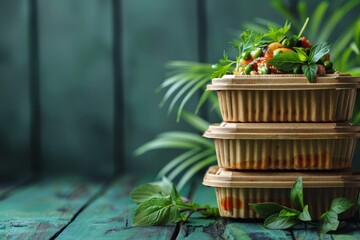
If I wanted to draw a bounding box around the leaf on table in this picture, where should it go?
[318,210,339,234]
[330,198,354,214]
[249,202,286,219]
[263,213,299,229]
[130,177,173,204]
[133,196,180,226]
[298,205,312,221]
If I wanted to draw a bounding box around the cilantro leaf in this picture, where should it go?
[267,51,303,72]
[133,196,180,226]
[302,63,318,83]
[309,42,331,63]
[263,213,299,230]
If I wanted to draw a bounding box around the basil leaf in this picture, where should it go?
[170,184,183,205]
[130,177,173,204]
[330,198,354,214]
[263,213,299,229]
[293,47,308,62]
[309,42,331,63]
[133,196,180,226]
[279,208,299,217]
[302,63,318,82]
[298,205,311,221]
[318,210,339,234]
[267,52,303,72]
[249,202,285,218]
[290,177,304,211]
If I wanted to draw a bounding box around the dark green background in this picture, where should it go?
[0,0,359,179]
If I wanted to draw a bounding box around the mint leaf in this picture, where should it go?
[249,202,286,218]
[130,177,173,204]
[330,198,354,214]
[318,210,339,234]
[263,213,299,229]
[298,205,311,221]
[302,63,318,82]
[293,47,308,62]
[133,196,180,226]
[279,208,299,217]
[290,177,304,211]
[309,42,331,63]
[267,52,303,72]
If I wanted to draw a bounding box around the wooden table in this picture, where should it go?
[1,175,360,239]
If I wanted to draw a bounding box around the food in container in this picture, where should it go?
[203,166,360,219]
[203,122,360,170]
[207,74,360,122]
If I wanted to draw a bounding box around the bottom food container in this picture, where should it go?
[203,166,360,220]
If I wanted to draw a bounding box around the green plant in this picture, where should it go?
[137,0,360,189]
[130,177,219,226]
[250,177,354,235]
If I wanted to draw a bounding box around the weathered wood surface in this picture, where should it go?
[0,176,360,239]
[56,175,175,239]
[0,177,106,239]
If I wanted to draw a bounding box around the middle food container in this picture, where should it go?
[203,122,360,170]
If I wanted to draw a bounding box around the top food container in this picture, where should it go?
[207,74,360,122]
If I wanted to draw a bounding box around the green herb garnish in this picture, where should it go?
[130,177,219,226]
[268,42,331,82]
[249,177,354,235]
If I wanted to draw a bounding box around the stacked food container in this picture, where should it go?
[202,74,360,219]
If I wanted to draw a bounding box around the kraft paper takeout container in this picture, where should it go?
[203,166,360,219]
[203,122,360,170]
[207,74,360,122]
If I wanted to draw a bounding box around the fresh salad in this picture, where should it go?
[212,18,336,82]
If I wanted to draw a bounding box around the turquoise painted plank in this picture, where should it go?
[0,177,105,239]
[179,183,292,239]
[56,175,174,239]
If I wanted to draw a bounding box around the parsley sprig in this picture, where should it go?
[130,177,219,226]
[249,177,354,235]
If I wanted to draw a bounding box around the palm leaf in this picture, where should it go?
[317,0,360,42]
[157,149,200,178]
[167,149,214,181]
[297,1,307,24]
[181,111,210,133]
[134,138,200,156]
[176,155,217,191]
[271,0,300,29]
[309,1,329,39]
[158,131,214,148]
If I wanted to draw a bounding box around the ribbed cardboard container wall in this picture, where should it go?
[208,74,360,122]
[203,166,360,220]
[204,122,360,170]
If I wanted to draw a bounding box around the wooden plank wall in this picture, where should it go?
[0,0,360,179]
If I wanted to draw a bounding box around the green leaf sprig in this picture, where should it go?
[130,177,219,226]
[249,177,354,235]
[267,42,331,82]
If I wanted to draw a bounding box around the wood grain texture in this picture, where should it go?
[56,175,174,239]
[0,177,105,239]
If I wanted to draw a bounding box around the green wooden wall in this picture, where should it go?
[0,0,359,179]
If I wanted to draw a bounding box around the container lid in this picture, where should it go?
[207,74,360,90]
[203,166,360,188]
[203,122,360,140]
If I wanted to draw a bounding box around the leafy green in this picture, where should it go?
[267,52,303,72]
[263,214,299,229]
[264,21,291,41]
[302,63,318,82]
[250,177,354,235]
[309,42,331,62]
[131,178,219,226]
